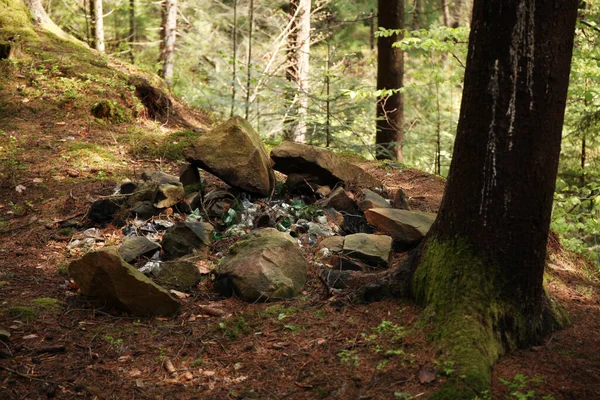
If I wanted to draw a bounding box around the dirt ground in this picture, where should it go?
[1,33,599,400]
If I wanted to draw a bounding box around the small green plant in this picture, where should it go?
[435,360,456,376]
[393,391,414,399]
[337,349,359,367]
[4,306,37,321]
[103,335,124,347]
[191,358,203,367]
[499,374,552,400]
[218,316,250,340]
[0,134,27,186]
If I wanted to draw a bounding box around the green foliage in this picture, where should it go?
[218,316,250,340]
[0,133,27,187]
[552,180,600,265]
[337,349,359,367]
[499,374,554,400]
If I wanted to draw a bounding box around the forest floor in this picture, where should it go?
[0,31,599,400]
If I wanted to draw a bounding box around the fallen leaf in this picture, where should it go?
[199,306,227,317]
[418,367,437,384]
[180,371,193,381]
[129,369,142,377]
[22,334,38,340]
[118,355,133,362]
[170,289,189,299]
[65,168,80,177]
[15,185,26,193]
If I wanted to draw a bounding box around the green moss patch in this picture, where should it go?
[92,100,131,123]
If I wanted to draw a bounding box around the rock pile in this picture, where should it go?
[67,117,436,316]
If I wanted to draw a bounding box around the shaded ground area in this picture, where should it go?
[0,29,599,400]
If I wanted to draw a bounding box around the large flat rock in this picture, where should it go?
[270,141,381,189]
[68,248,180,316]
[364,208,436,244]
[184,117,275,196]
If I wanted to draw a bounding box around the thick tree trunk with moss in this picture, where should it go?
[376,0,404,161]
[408,0,578,396]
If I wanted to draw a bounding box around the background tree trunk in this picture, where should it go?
[245,0,254,120]
[410,0,579,395]
[129,0,135,63]
[93,0,104,52]
[160,0,177,86]
[23,0,74,41]
[376,0,404,161]
[285,0,311,143]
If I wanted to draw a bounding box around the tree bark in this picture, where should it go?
[245,0,254,120]
[160,0,177,87]
[376,0,404,161]
[23,0,74,41]
[408,0,578,395]
[129,0,135,63]
[285,0,311,143]
[93,0,104,52]
[441,0,450,27]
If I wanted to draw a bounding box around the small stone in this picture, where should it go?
[152,261,202,291]
[393,188,411,210]
[0,329,10,342]
[342,233,393,267]
[161,222,214,260]
[317,187,358,213]
[119,236,161,263]
[318,236,345,253]
[358,189,391,211]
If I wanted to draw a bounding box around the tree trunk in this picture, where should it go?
[23,0,74,41]
[409,0,578,395]
[245,0,254,120]
[230,0,238,117]
[160,0,177,86]
[129,0,135,63]
[411,0,422,30]
[376,0,404,161]
[285,0,311,143]
[93,0,104,52]
[451,0,473,27]
[441,0,450,27]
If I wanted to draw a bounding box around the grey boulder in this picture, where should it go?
[216,228,307,302]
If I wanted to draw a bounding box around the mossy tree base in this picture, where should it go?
[352,238,569,398]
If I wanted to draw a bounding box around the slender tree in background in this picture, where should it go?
[285,0,311,143]
[391,0,578,395]
[93,0,105,52]
[129,0,135,63]
[230,0,238,117]
[160,0,178,86]
[245,0,254,120]
[441,0,450,27]
[375,0,404,161]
